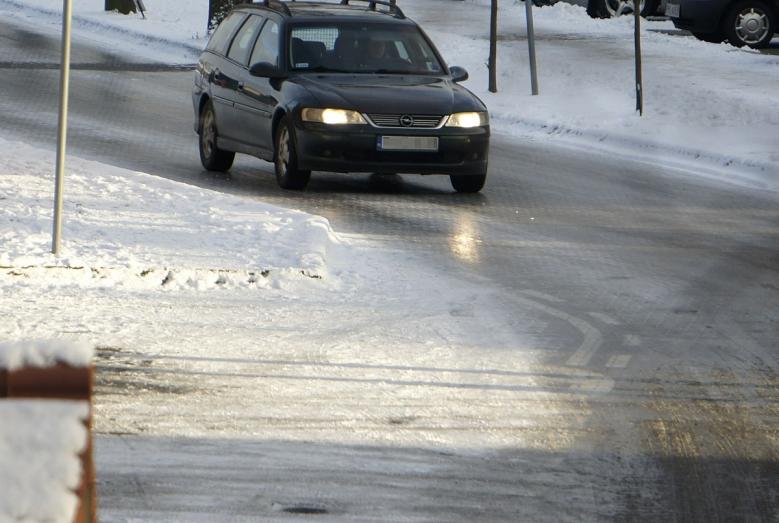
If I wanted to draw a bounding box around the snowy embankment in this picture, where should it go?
[1,0,777,189]
[0,137,338,287]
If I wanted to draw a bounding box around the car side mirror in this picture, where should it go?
[450,66,469,83]
[249,62,286,79]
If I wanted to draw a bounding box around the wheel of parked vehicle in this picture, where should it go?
[723,0,775,48]
[587,0,655,18]
[274,116,311,191]
[450,173,487,194]
[199,101,235,172]
[692,31,726,43]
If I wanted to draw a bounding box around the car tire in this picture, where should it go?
[692,31,726,43]
[274,116,311,191]
[723,0,775,49]
[199,100,235,172]
[640,0,659,16]
[450,173,486,194]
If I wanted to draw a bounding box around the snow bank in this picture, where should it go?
[0,400,89,523]
[0,138,340,287]
[0,339,93,370]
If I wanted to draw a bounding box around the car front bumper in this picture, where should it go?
[668,0,727,33]
[294,123,490,176]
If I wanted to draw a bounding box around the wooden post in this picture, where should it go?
[1,364,95,523]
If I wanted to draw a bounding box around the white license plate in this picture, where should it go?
[378,136,439,152]
[665,3,680,17]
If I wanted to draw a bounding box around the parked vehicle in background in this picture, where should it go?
[193,0,490,192]
[533,0,665,18]
[666,0,778,48]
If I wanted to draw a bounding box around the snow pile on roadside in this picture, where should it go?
[0,400,90,523]
[0,339,93,370]
[0,138,339,287]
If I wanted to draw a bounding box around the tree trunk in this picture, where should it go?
[105,0,137,15]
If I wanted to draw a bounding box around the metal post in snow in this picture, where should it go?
[634,0,643,115]
[488,0,498,93]
[52,0,73,256]
[525,0,539,95]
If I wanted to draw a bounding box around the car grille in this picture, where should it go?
[367,114,445,129]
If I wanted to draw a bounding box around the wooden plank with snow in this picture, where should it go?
[0,341,96,523]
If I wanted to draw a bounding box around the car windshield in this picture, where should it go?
[289,23,444,75]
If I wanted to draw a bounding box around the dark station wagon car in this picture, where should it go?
[192,0,490,192]
[666,0,778,48]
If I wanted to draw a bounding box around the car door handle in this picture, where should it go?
[237,81,245,91]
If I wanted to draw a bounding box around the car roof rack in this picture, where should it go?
[339,0,405,19]
[249,0,405,19]
[258,0,292,16]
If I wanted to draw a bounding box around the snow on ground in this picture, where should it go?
[0,140,550,448]
[0,137,337,282]
[0,400,90,523]
[0,0,777,189]
[0,141,620,519]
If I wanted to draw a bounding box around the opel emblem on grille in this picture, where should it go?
[399,115,414,127]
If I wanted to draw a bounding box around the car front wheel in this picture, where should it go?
[450,173,487,194]
[274,117,311,190]
[724,1,775,48]
[199,101,235,172]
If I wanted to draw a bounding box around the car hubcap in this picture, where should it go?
[277,127,290,175]
[201,110,215,159]
[735,8,770,44]
[606,0,645,16]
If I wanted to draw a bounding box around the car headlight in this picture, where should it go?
[445,112,489,128]
[301,108,367,125]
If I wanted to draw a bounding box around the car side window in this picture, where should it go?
[206,13,247,55]
[227,15,264,65]
[249,19,280,67]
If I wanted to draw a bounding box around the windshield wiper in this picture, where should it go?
[371,69,412,75]
[304,66,352,73]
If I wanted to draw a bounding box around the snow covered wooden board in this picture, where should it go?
[0,400,90,523]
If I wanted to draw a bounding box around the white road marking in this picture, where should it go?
[624,334,642,347]
[605,354,632,369]
[519,290,565,303]
[507,294,603,367]
[587,312,621,325]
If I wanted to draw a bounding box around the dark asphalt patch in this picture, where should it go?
[0,61,196,72]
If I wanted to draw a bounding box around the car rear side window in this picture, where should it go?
[227,15,264,65]
[206,12,247,55]
[249,19,280,67]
